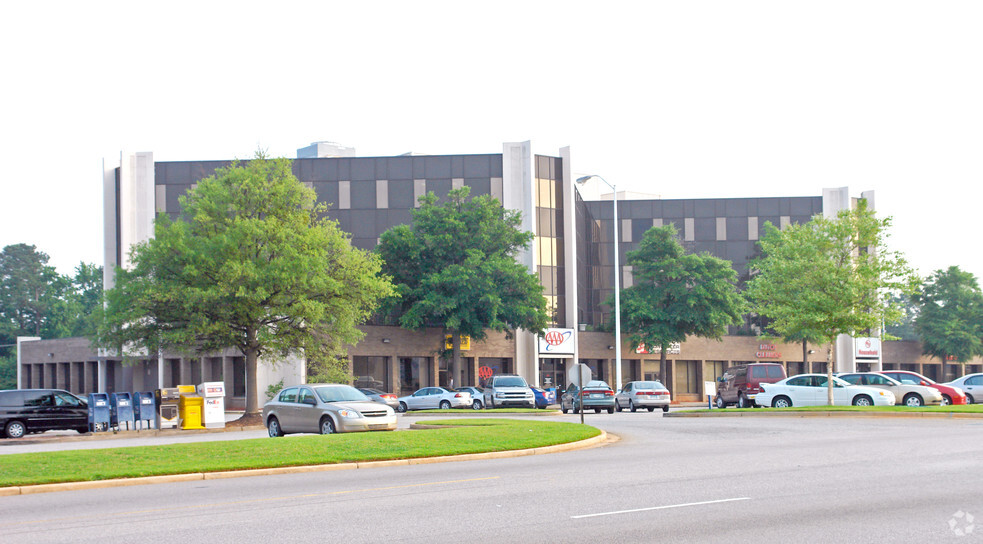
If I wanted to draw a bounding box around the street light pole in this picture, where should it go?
[576,175,622,393]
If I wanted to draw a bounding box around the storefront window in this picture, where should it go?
[353,356,391,392]
[477,358,513,387]
[398,357,431,396]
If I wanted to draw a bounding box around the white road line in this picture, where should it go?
[571,497,751,519]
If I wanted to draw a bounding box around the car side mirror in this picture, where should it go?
[303,398,317,406]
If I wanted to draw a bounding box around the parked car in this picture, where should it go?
[755,374,896,407]
[561,380,615,414]
[879,370,966,405]
[482,374,536,409]
[357,387,400,410]
[615,380,671,413]
[943,373,983,404]
[456,386,485,409]
[530,387,549,409]
[837,372,943,407]
[0,389,89,438]
[396,387,472,412]
[714,363,787,408]
[262,383,397,437]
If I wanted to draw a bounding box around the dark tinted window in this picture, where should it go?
[279,388,299,403]
[767,366,785,379]
[751,366,767,378]
[54,392,82,407]
[786,377,809,386]
[966,376,983,386]
[839,375,862,385]
[23,391,52,407]
[0,391,24,406]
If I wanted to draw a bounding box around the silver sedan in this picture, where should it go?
[396,387,472,412]
[263,383,397,436]
[615,380,671,412]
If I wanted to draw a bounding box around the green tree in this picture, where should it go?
[745,200,918,404]
[377,186,549,387]
[912,266,983,381]
[0,243,73,343]
[95,154,394,418]
[618,225,745,382]
[67,262,103,337]
[0,354,14,390]
[884,292,919,341]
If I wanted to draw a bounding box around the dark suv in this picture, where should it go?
[714,363,787,408]
[0,389,89,438]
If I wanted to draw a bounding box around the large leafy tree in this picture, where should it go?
[745,200,918,404]
[618,225,744,382]
[95,155,394,417]
[68,262,103,338]
[376,186,549,387]
[912,266,983,381]
[0,243,73,342]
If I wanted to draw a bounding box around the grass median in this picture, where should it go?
[0,419,600,488]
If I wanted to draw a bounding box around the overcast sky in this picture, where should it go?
[2,1,981,282]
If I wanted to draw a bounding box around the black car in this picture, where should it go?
[0,389,89,438]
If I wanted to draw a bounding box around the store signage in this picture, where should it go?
[855,337,881,359]
[444,335,471,350]
[756,344,781,358]
[635,342,681,355]
[538,328,575,356]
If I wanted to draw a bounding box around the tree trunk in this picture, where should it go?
[451,332,462,389]
[802,339,808,375]
[660,345,668,389]
[941,358,947,383]
[244,328,260,416]
[826,344,835,405]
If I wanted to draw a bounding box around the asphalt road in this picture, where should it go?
[3,412,983,543]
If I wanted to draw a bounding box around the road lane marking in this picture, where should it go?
[5,476,500,527]
[571,497,751,519]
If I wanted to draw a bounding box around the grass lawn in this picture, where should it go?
[0,419,599,488]
[681,405,983,414]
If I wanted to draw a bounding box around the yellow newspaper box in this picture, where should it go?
[177,385,205,430]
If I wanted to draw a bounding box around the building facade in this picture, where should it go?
[17,142,983,405]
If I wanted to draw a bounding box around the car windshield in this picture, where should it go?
[496,377,528,387]
[315,385,370,403]
[585,381,610,389]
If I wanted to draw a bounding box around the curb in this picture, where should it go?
[664,410,983,418]
[0,425,267,447]
[0,430,607,497]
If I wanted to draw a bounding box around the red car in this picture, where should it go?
[880,370,967,405]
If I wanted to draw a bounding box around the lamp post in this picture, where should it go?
[576,175,622,393]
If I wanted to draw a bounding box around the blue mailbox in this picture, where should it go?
[87,392,110,432]
[110,392,135,431]
[132,391,156,430]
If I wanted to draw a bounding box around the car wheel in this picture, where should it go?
[629,400,637,413]
[852,395,873,407]
[319,417,336,435]
[267,417,284,438]
[941,395,952,406]
[439,400,451,410]
[903,393,924,407]
[397,402,407,413]
[4,420,26,439]
[737,394,748,408]
[594,408,601,414]
[714,395,726,409]
[561,405,568,414]
[773,396,792,408]
[615,401,622,412]
[662,405,669,413]
[967,394,975,405]
[472,400,483,410]
[75,427,89,434]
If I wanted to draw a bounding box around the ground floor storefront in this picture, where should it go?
[16,329,983,404]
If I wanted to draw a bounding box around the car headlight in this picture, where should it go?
[337,409,360,419]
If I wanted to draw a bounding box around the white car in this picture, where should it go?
[756,374,896,408]
[943,373,983,404]
[395,387,472,412]
[615,380,671,413]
